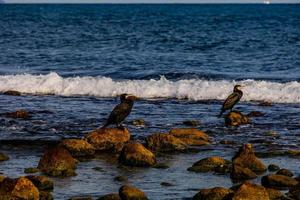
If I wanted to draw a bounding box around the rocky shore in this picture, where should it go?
[0,105,299,199]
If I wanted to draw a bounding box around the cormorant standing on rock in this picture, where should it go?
[219,85,243,117]
[102,93,138,128]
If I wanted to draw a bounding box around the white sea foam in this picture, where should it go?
[0,72,299,103]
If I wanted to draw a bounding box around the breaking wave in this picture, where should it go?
[0,72,299,103]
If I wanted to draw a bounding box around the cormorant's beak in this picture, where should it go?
[126,95,139,101]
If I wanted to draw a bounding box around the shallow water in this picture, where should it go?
[0,94,300,199]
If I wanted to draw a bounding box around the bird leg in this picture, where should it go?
[117,123,126,130]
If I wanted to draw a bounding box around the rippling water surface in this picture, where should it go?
[0,4,299,200]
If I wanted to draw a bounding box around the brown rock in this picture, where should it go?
[24,167,39,174]
[169,128,210,146]
[230,164,257,180]
[39,191,54,200]
[232,181,270,200]
[119,185,148,200]
[261,174,298,189]
[37,146,77,177]
[3,90,21,96]
[232,143,266,173]
[0,176,5,183]
[130,119,146,126]
[225,111,250,126]
[289,184,300,200]
[247,111,265,117]
[5,109,31,119]
[60,139,95,158]
[193,187,233,200]
[119,142,156,167]
[268,164,280,172]
[266,188,283,200]
[145,133,187,152]
[85,128,130,153]
[25,175,53,191]
[258,101,273,106]
[0,177,39,200]
[0,152,9,162]
[183,120,200,126]
[188,156,231,173]
[285,149,300,156]
[98,193,120,200]
[276,168,293,177]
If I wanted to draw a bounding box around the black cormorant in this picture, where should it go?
[102,93,138,128]
[219,85,243,117]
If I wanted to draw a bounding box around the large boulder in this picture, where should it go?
[231,182,270,200]
[145,133,187,152]
[60,139,95,158]
[261,174,298,189]
[169,128,210,146]
[0,152,9,162]
[193,187,233,200]
[232,144,266,173]
[85,128,130,153]
[225,111,250,126]
[37,146,77,177]
[119,142,156,167]
[119,185,148,200]
[0,177,39,200]
[188,156,231,173]
[5,109,31,119]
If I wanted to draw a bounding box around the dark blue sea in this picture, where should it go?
[0,4,299,199]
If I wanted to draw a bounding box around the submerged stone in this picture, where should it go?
[24,167,39,174]
[98,193,120,200]
[146,133,187,152]
[183,120,200,126]
[119,185,148,200]
[225,111,250,126]
[119,142,156,167]
[188,156,231,173]
[3,90,21,96]
[5,109,31,119]
[261,174,298,189]
[26,175,54,191]
[0,152,9,162]
[268,164,280,172]
[193,187,233,200]
[276,168,293,177]
[37,146,77,177]
[169,128,210,146]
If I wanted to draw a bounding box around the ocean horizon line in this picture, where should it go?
[1,2,300,5]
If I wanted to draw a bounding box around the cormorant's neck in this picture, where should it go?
[124,100,134,106]
[234,89,243,95]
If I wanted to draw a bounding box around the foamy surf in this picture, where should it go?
[0,72,299,103]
